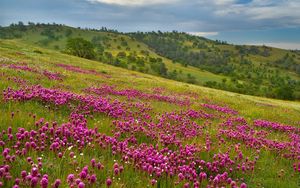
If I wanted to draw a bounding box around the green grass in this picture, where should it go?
[0,25,233,85]
[0,39,299,187]
[3,24,300,101]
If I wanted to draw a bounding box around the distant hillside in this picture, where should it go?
[131,32,300,99]
[1,22,300,100]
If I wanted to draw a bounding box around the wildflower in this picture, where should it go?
[184,183,190,188]
[78,182,85,188]
[67,174,75,183]
[150,179,157,186]
[31,177,38,187]
[240,183,247,188]
[40,177,48,188]
[90,174,97,184]
[106,178,112,187]
[53,179,61,188]
[31,167,38,177]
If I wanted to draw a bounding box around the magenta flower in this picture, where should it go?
[150,179,157,186]
[240,183,247,188]
[53,179,61,188]
[67,174,75,183]
[90,174,97,184]
[106,178,112,187]
[114,168,119,176]
[31,177,38,187]
[184,182,190,188]
[78,182,85,188]
[40,177,48,188]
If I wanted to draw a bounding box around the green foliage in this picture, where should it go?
[187,73,196,84]
[1,23,300,101]
[65,38,95,59]
[65,28,72,37]
[33,49,43,54]
[41,28,57,39]
[275,85,295,100]
[150,61,168,76]
[117,51,127,58]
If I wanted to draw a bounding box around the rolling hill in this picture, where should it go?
[1,22,300,101]
[0,39,299,187]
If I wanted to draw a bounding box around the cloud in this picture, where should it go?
[87,0,178,6]
[1,0,300,48]
[211,0,237,5]
[83,0,300,31]
[212,0,300,25]
[187,32,219,37]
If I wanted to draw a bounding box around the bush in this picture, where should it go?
[33,50,43,54]
[275,86,295,100]
[65,38,95,59]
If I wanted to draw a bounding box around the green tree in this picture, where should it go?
[65,38,95,59]
[275,86,294,100]
[65,29,73,37]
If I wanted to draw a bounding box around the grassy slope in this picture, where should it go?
[0,40,300,187]
[12,25,228,84]
[4,25,300,99]
[131,32,300,97]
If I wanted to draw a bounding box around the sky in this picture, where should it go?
[0,0,300,49]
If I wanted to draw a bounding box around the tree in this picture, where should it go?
[117,51,126,58]
[275,86,294,100]
[17,21,27,31]
[65,38,95,59]
[65,29,72,37]
[187,73,196,84]
[150,62,168,76]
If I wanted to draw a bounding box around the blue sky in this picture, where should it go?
[1,0,300,49]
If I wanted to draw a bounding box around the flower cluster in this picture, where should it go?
[85,85,191,106]
[1,77,298,188]
[254,119,300,133]
[2,63,63,81]
[56,63,110,78]
[202,103,238,115]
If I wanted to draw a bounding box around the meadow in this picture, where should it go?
[2,24,300,100]
[0,39,299,188]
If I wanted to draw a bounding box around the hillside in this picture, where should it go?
[1,23,300,101]
[131,32,300,99]
[0,39,299,187]
[0,23,227,85]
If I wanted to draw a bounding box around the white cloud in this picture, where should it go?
[87,0,179,6]
[212,0,300,24]
[212,0,236,5]
[247,2,300,22]
[188,31,219,37]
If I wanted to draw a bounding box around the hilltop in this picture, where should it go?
[1,22,300,100]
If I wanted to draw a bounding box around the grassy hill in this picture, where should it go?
[1,23,300,101]
[0,39,299,187]
[0,23,227,84]
[131,32,300,98]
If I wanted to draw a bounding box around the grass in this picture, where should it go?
[0,39,299,187]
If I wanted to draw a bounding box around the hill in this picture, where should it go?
[130,31,300,99]
[0,23,227,84]
[0,39,299,187]
[1,22,300,101]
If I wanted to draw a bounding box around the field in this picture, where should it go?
[0,39,299,188]
[2,24,300,100]
[0,25,229,85]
